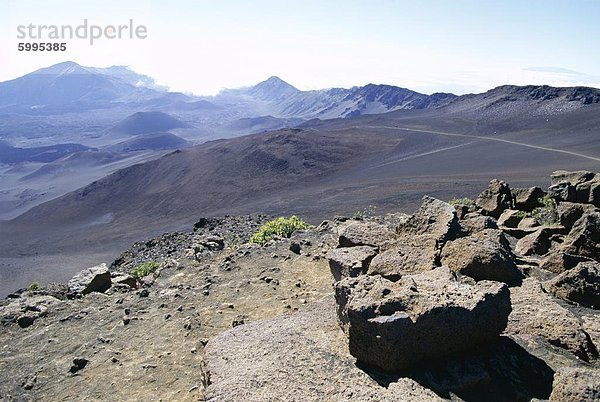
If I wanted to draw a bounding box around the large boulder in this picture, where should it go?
[203,300,444,401]
[557,202,598,230]
[513,187,545,212]
[328,246,378,281]
[497,209,523,228]
[334,267,511,371]
[548,182,576,203]
[515,228,552,256]
[543,261,600,309]
[397,196,460,245]
[561,211,600,259]
[540,251,594,274]
[549,367,600,402]
[507,278,598,362]
[440,229,522,283]
[367,236,438,280]
[338,221,395,248]
[551,170,596,186]
[476,179,513,218]
[67,263,111,296]
[459,214,498,235]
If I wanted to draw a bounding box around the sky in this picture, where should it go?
[1,0,600,95]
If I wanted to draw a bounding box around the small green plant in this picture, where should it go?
[249,216,311,245]
[353,205,377,220]
[515,196,559,226]
[448,197,475,209]
[27,282,40,292]
[530,195,559,226]
[130,261,159,279]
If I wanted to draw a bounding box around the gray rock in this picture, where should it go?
[548,181,576,203]
[440,229,522,283]
[507,278,598,362]
[367,236,438,280]
[550,170,596,186]
[549,367,600,402]
[540,251,594,273]
[476,179,513,218]
[334,267,511,371]
[516,229,551,256]
[204,300,443,401]
[459,214,498,235]
[518,217,540,230]
[544,261,600,309]
[561,211,600,259]
[328,246,378,281]
[497,209,523,228]
[397,196,460,245]
[557,202,598,230]
[589,180,600,207]
[67,263,111,296]
[338,221,396,248]
[513,186,545,212]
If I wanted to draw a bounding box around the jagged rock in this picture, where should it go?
[518,217,540,230]
[516,228,551,256]
[334,267,511,371]
[557,202,598,230]
[548,181,576,203]
[551,170,596,186]
[69,358,89,374]
[507,278,598,361]
[476,179,513,218]
[289,240,301,254]
[328,246,378,281]
[560,211,600,260]
[513,186,545,212]
[549,367,600,402]
[338,221,395,248]
[67,263,111,296]
[497,209,523,228]
[540,251,594,273]
[397,196,460,245]
[440,229,522,283]
[459,214,498,235]
[204,300,443,401]
[367,236,437,280]
[589,180,600,207]
[111,273,137,289]
[544,261,600,309]
[574,180,600,204]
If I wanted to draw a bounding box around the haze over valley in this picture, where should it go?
[0,61,599,294]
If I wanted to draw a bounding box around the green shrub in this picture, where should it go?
[249,216,311,245]
[27,282,40,292]
[530,195,559,226]
[448,197,475,208]
[130,261,159,279]
[516,196,559,226]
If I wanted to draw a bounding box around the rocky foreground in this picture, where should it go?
[1,171,599,401]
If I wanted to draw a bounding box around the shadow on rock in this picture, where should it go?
[357,336,554,402]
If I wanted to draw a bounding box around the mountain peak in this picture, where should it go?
[34,61,88,75]
[249,76,299,101]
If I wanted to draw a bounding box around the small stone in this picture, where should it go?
[69,358,89,374]
[122,317,131,325]
[138,289,150,298]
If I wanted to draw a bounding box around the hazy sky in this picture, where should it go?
[1,0,599,95]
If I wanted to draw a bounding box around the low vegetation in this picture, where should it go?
[249,216,311,245]
[130,261,160,279]
[353,205,377,220]
[517,196,559,226]
[27,282,40,292]
[448,197,475,209]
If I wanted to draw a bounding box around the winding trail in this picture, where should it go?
[361,125,600,163]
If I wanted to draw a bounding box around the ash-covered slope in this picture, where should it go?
[1,172,599,400]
